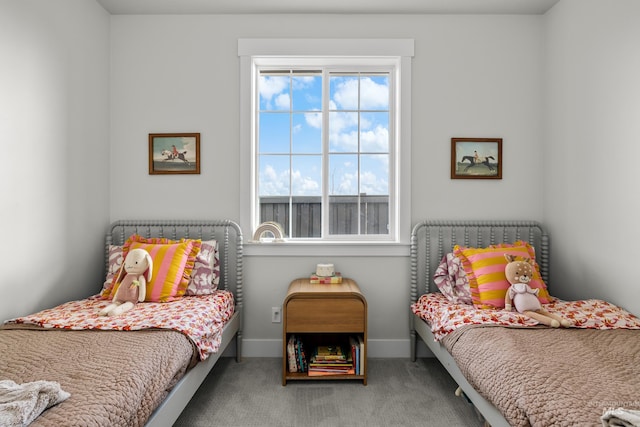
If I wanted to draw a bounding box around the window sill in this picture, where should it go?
[243,240,410,257]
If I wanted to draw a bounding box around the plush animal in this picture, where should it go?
[99,248,153,316]
[503,254,570,328]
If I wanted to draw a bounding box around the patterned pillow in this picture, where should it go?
[185,240,221,295]
[454,241,550,309]
[433,253,472,304]
[102,235,201,302]
[102,245,123,292]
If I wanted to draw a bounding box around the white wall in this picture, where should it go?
[544,0,640,315]
[0,0,110,320]
[109,14,544,356]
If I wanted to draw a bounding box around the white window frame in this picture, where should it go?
[239,39,413,257]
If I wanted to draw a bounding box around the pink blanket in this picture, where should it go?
[412,293,640,341]
[5,291,235,360]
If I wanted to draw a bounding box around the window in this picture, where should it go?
[258,68,391,239]
[239,39,413,252]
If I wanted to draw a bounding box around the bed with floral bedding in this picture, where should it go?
[409,221,640,427]
[0,220,243,427]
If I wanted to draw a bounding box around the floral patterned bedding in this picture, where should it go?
[411,292,640,342]
[4,291,235,360]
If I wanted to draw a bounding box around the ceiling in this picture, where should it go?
[96,0,561,15]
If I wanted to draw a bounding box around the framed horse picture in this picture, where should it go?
[451,137,502,179]
[149,133,200,175]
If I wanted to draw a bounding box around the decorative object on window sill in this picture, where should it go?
[251,222,285,243]
[451,137,502,180]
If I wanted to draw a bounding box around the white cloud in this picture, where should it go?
[331,76,388,110]
[360,125,388,152]
[260,164,322,197]
[259,76,288,109]
[360,170,388,195]
[259,164,289,196]
[292,169,320,195]
[275,93,290,109]
[304,112,322,129]
[338,172,356,194]
[360,77,389,109]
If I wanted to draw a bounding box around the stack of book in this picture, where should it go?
[309,272,343,284]
[308,344,354,376]
[286,335,308,373]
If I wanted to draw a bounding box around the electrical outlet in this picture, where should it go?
[271,306,281,323]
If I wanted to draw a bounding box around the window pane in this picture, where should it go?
[292,75,321,111]
[330,75,359,110]
[360,154,389,195]
[360,194,389,235]
[360,75,389,110]
[259,75,290,111]
[259,113,290,153]
[328,154,358,195]
[360,112,389,153]
[329,112,358,153]
[292,112,322,153]
[291,155,321,196]
[259,154,290,196]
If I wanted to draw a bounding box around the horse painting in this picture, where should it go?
[461,155,496,172]
[161,149,190,165]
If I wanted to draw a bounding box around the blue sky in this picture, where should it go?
[258,73,390,197]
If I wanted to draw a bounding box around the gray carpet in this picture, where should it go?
[174,358,485,427]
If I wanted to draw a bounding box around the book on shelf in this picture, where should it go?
[349,336,360,376]
[313,345,347,361]
[309,272,343,284]
[307,367,355,376]
[357,335,365,375]
[287,335,297,373]
[287,335,308,373]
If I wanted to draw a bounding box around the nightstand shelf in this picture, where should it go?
[282,278,367,385]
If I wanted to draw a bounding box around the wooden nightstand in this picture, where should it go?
[282,278,367,385]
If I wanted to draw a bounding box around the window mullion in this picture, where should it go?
[288,71,294,239]
[321,69,330,239]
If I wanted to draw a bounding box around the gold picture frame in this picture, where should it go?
[149,133,200,175]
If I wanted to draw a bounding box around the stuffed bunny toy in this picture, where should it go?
[504,254,570,328]
[99,248,153,316]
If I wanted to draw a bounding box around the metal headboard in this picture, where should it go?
[409,220,549,306]
[105,220,244,312]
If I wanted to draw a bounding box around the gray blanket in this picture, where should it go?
[443,326,640,427]
[0,325,195,427]
[0,380,69,427]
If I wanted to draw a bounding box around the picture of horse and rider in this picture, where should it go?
[149,133,200,174]
[451,138,502,179]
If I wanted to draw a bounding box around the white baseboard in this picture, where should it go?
[238,338,434,358]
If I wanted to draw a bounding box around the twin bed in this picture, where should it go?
[410,220,640,427]
[0,220,243,427]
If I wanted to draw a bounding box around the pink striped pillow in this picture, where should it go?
[454,241,550,309]
[102,235,201,302]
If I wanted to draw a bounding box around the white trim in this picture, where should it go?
[238,38,415,57]
[239,38,414,252]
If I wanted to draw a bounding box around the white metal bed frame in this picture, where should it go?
[409,220,549,427]
[104,219,243,427]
